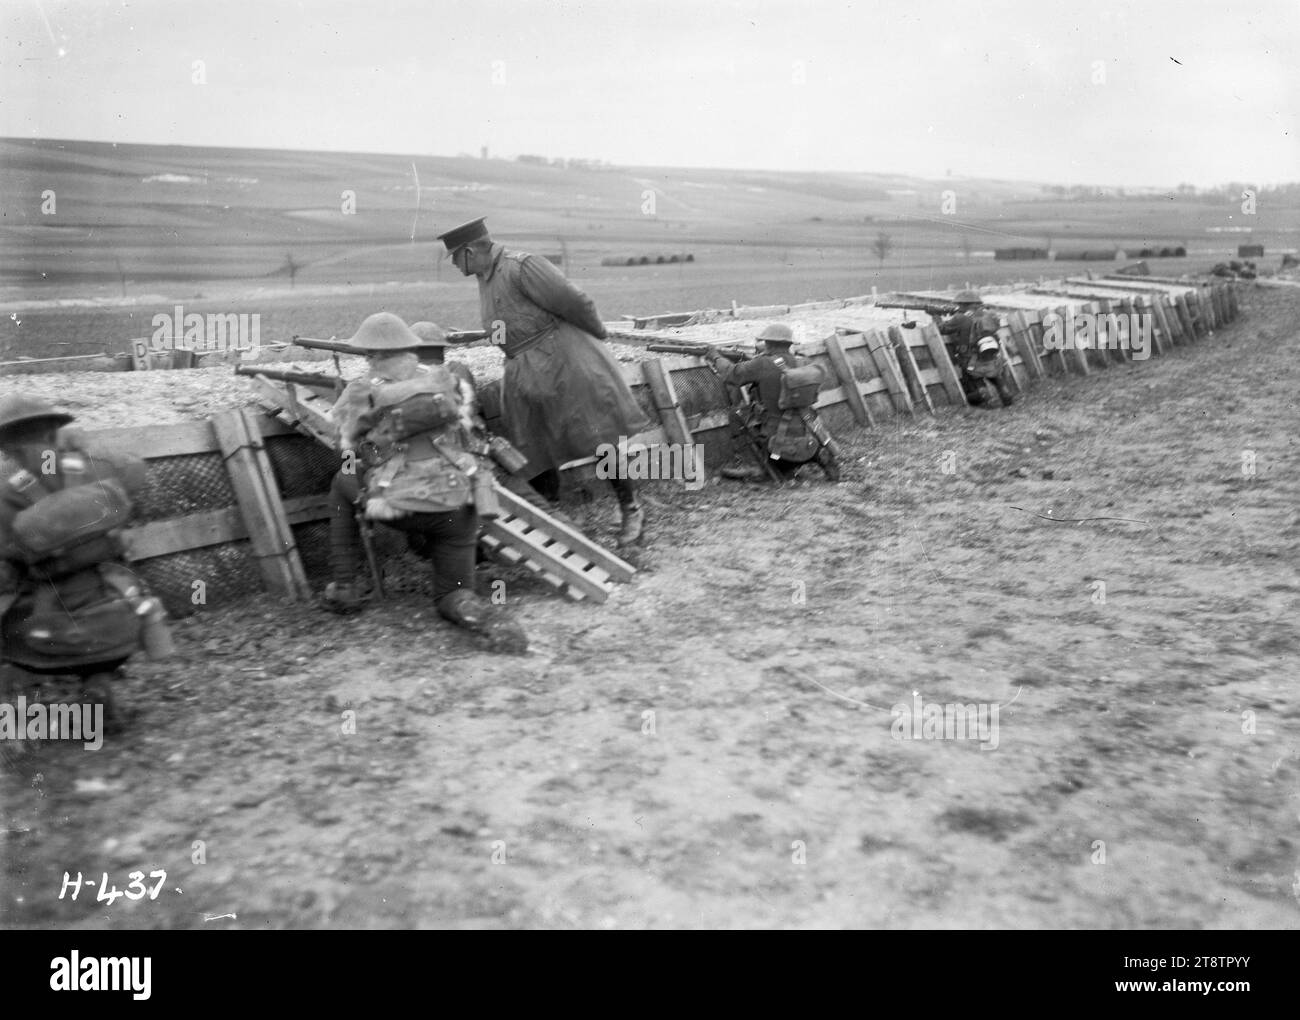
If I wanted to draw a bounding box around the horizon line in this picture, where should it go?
[3,135,1284,196]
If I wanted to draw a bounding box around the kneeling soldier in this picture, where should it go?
[930,291,1015,408]
[708,324,841,482]
[324,312,526,654]
[0,395,173,726]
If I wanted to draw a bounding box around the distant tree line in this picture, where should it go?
[1035,182,1300,203]
[515,154,615,171]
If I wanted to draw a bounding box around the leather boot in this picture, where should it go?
[437,589,528,654]
[611,478,645,547]
[617,502,645,547]
[816,447,842,482]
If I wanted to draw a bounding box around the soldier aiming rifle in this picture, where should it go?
[647,340,781,483]
[880,291,1015,408]
[320,312,527,654]
[654,324,840,483]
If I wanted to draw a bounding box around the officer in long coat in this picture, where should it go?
[437,218,651,546]
[324,313,526,653]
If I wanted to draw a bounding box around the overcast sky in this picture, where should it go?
[3,0,1297,187]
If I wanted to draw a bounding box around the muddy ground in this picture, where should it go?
[2,284,1298,929]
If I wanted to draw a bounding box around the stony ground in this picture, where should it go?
[2,284,1298,929]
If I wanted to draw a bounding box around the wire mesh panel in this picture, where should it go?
[133,452,237,521]
[131,541,263,617]
[668,365,729,418]
[264,433,340,498]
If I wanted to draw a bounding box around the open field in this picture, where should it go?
[3,138,1298,360]
[2,283,1298,929]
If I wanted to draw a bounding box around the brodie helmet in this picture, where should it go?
[346,312,424,353]
[0,394,75,439]
[410,321,449,348]
[756,323,795,347]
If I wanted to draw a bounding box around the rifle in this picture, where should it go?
[235,365,345,394]
[874,297,962,327]
[290,331,490,355]
[646,342,750,362]
[646,344,781,483]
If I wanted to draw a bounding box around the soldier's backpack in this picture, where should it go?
[965,311,1006,379]
[2,563,144,668]
[370,367,462,438]
[8,476,133,579]
[777,364,825,410]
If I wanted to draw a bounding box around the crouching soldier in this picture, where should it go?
[0,395,174,728]
[324,312,527,654]
[707,324,841,482]
[930,291,1015,407]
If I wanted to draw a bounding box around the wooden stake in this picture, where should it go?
[212,410,311,600]
[918,323,966,406]
[641,357,693,449]
[863,329,913,416]
[1007,311,1043,379]
[823,332,874,426]
[888,326,935,416]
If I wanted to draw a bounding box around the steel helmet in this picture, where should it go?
[756,323,795,346]
[0,394,75,437]
[346,312,423,352]
[954,290,983,305]
[410,321,449,347]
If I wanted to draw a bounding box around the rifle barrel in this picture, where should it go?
[235,365,342,389]
[646,343,749,361]
[291,336,362,355]
[290,330,490,353]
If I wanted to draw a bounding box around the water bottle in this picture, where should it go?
[136,597,176,660]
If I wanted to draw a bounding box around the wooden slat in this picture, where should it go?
[888,326,935,415]
[918,323,966,404]
[1007,311,1043,379]
[212,410,311,599]
[640,357,693,449]
[1057,305,1091,375]
[1094,299,1129,366]
[85,420,221,460]
[1206,281,1227,322]
[822,332,874,426]
[1134,295,1168,357]
[249,377,339,449]
[1173,294,1198,341]
[123,506,243,561]
[862,329,913,416]
[123,494,332,561]
[494,486,636,584]
[481,514,612,602]
[1154,294,1182,346]
[477,532,577,600]
[1079,301,1110,371]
